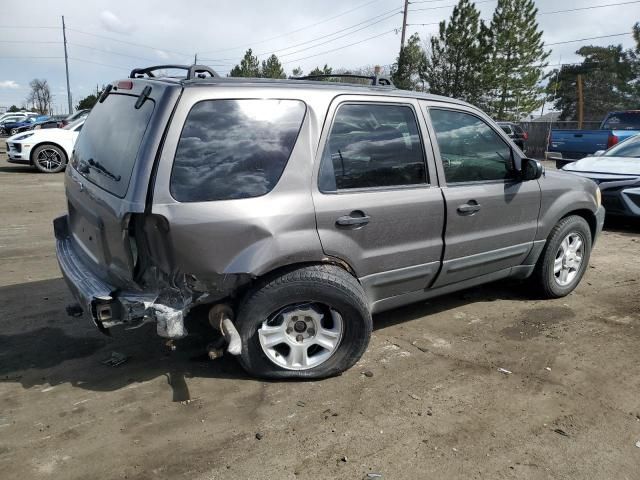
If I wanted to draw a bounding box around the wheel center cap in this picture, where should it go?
[293,320,307,333]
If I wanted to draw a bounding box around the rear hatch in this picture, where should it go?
[64,79,181,286]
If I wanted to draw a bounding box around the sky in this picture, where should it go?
[1,0,638,114]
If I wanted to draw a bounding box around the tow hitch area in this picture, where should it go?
[207,304,242,357]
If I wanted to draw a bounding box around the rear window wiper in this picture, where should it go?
[79,158,121,182]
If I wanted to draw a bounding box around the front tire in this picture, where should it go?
[32,144,67,173]
[533,215,592,298]
[236,265,372,379]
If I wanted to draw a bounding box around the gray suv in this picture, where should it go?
[54,65,605,379]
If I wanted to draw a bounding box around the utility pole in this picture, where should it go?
[194,53,198,65]
[577,73,584,129]
[61,16,72,114]
[400,0,409,49]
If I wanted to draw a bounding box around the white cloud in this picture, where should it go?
[99,10,134,34]
[0,80,19,89]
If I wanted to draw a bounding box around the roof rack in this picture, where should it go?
[129,64,219,80]
[291,74,394,87]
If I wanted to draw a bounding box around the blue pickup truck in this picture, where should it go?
[547,111,640,168]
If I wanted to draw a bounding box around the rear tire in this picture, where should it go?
[236,265,372,379]
[533,215,592,298]
[32,144,67,174]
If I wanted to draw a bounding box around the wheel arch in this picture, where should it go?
[559,209,597,242]
[29,141,69,166]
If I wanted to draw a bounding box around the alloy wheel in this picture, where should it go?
[36,148,63,173]
[553,232,584,286]
[258,303,343,370]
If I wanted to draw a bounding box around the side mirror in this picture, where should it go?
[521,157,544,181]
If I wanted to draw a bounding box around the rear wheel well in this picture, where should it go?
[560,209,597,241]
[30,142,68,165]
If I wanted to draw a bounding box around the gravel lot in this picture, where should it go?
[1,147,639,480]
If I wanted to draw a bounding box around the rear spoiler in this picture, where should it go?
[129,64,219,80]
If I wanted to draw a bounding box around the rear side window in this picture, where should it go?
[72,93,154,198]
[318,103,427,192]
[170,99,306,202]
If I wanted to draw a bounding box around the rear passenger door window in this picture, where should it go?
[429,109,514,184]
[170,99,306,202]
[318,103,427,192]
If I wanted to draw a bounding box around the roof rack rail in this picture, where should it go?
[290,74,394,87]
[129,64,219,80]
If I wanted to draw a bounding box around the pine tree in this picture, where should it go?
[229,49,260,77]
[548,45,635,121]
[261,54,286,79]
[424,0,490,105]
[486,0,549,120]
[309,64,333,77]
[291,67,303,77]
[391,33,426,90]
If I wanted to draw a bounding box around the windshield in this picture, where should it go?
[602,112,640,130]
[603,135,640,158]
[71,93,154,198]
[63,118,84,130]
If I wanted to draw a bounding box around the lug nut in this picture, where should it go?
[296,334,304,343]
[286,327,293,334]
[307,328,315,336]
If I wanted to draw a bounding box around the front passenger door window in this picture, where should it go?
[429,109,514,184]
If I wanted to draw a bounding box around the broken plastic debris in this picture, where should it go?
[497,368,512,375]
[102,351,128,367]
[545,367,552,371]
[635,440,640,448]
[365,474,383,479]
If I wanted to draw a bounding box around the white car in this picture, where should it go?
[563,134,640,218]
[5,118,84,173]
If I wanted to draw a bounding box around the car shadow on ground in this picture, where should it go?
[0,164,35,174]
[603,215,640,235]
[0,276,534,400]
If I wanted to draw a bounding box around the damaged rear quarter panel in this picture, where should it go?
[149,86,332,280]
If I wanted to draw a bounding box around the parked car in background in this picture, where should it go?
[5,118,84,173]
[0,114,31,134]
[59,109,90,128]
[53,65,604,380]
[33,119,62,130]
[0,111,37,124]
[547,111,640,168]
[563,134,640,218]
[1,115,50,136]
[497,121,528,150]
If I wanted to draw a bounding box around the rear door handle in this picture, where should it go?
[457,201,481,215]
[336,211,370,227]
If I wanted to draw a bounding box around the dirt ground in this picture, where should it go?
[0,147,639,480]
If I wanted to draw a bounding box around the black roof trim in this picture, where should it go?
[129,64,219,80]
[291,74,393,87]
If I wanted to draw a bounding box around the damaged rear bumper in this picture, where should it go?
[53,215,187,338]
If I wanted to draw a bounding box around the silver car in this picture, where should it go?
[54,65,605,379]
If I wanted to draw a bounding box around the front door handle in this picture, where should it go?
[336,211,370,228]
[457,201,481,215]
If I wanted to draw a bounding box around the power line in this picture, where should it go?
[0,25,58,29]
[275,11,401,58]
[538,1,640,15]
[258,7,402,57]
[198,0,383,55]
[0,40,61,44]
[546,32,631,46]
[410,0,496,12]
[65,27,191,58]
[68,42,162,63]
[282,29,398,65]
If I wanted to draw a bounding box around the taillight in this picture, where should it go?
[117,80,133,90]
[523,132,529,141]
[607,134,619,149]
